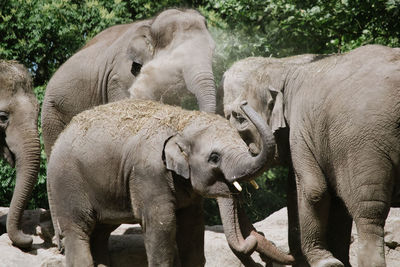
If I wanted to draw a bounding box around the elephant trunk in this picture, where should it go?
[6,128,40,248]
[225,102,275,183]
[183,61,216,113]
[238,206,295,264]
[217,197,259,266]
[221,103,295,264]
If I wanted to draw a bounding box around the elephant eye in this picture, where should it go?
[208,152,220,164]
[131,61,142,77]
[232,111,247,124]
[0,112,9,125]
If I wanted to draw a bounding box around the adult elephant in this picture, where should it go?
[223,45,400,267]
[42,8,216,158]
[0,60,40,249]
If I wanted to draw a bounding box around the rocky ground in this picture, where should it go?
[0,207,399,266]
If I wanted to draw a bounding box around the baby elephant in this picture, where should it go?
[47,99,291,267]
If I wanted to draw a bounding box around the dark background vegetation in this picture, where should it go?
[1,0,399,225]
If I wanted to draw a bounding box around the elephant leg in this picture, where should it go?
[90,224,118,267]
[64,228,94,267]
[292,145,343,267]
[142,201,178,267]
[176,199,205,267]
[287,166,308,267]
[348,170,391,267]
[326,196,352,267]
[297,185,342,267]
[354,218,386,267]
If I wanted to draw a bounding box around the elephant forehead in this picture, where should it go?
[153,8,203,26]
[185,120,244,145]
[0,60,32,95]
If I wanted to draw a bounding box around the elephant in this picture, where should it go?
[46,99,294,267]
[42,8,216,158]
[222,44,400,267]
[0,60,40,248]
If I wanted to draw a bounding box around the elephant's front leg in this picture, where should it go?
[142,201,179,267]
[90,224,118,267]
[176,199,205,267]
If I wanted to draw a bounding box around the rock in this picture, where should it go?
[0,207,51,236]
[0,207,400,266]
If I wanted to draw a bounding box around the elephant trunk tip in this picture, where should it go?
[238,206,296,265]
[230,234,258,255]
[251,229,295,265]
[7,227,33,249]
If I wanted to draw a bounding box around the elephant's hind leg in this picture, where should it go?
[90,224,118,267]
[345,161,392,267]
[326,196,352,267]
[287,166,309,267]
[292,142,344,267]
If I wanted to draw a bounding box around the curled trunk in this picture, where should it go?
[225,102,276,183]
[6,128,40,248]
[218,197,295,266]
[238,206,295,265]
[217,197,259,266]
[221,102,295,265]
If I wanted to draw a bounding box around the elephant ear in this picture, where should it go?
[127,23,154,71]
[162,135,190,179]
[268,86,286,132]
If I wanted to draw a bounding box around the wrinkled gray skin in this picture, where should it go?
[42,8,216,158]
[47,99,293,267]
[223,45,400,267]
[0,61,40,249]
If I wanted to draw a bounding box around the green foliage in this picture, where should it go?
[127,0,194,19]
[0,160,16,207]
[31,85,49,209]
[0,0,131,85]
[205,0,400,57]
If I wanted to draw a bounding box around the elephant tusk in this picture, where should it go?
[233,181,242,192]
[250,180,259,190]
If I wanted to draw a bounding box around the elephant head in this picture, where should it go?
[42,8,216,158]
[0,61,40,248]
[163,102,294,265]
[223,57,288,159]
[223,55,323,156]
[129,9,216,112]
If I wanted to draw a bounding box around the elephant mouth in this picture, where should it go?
[248,143,260,155]
[230,179,259,192]
[3,145,15,168]
[236,128,261,156]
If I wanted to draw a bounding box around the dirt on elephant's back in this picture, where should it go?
[70,99,226,139]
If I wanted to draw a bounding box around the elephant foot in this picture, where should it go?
[311,257,344,267]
